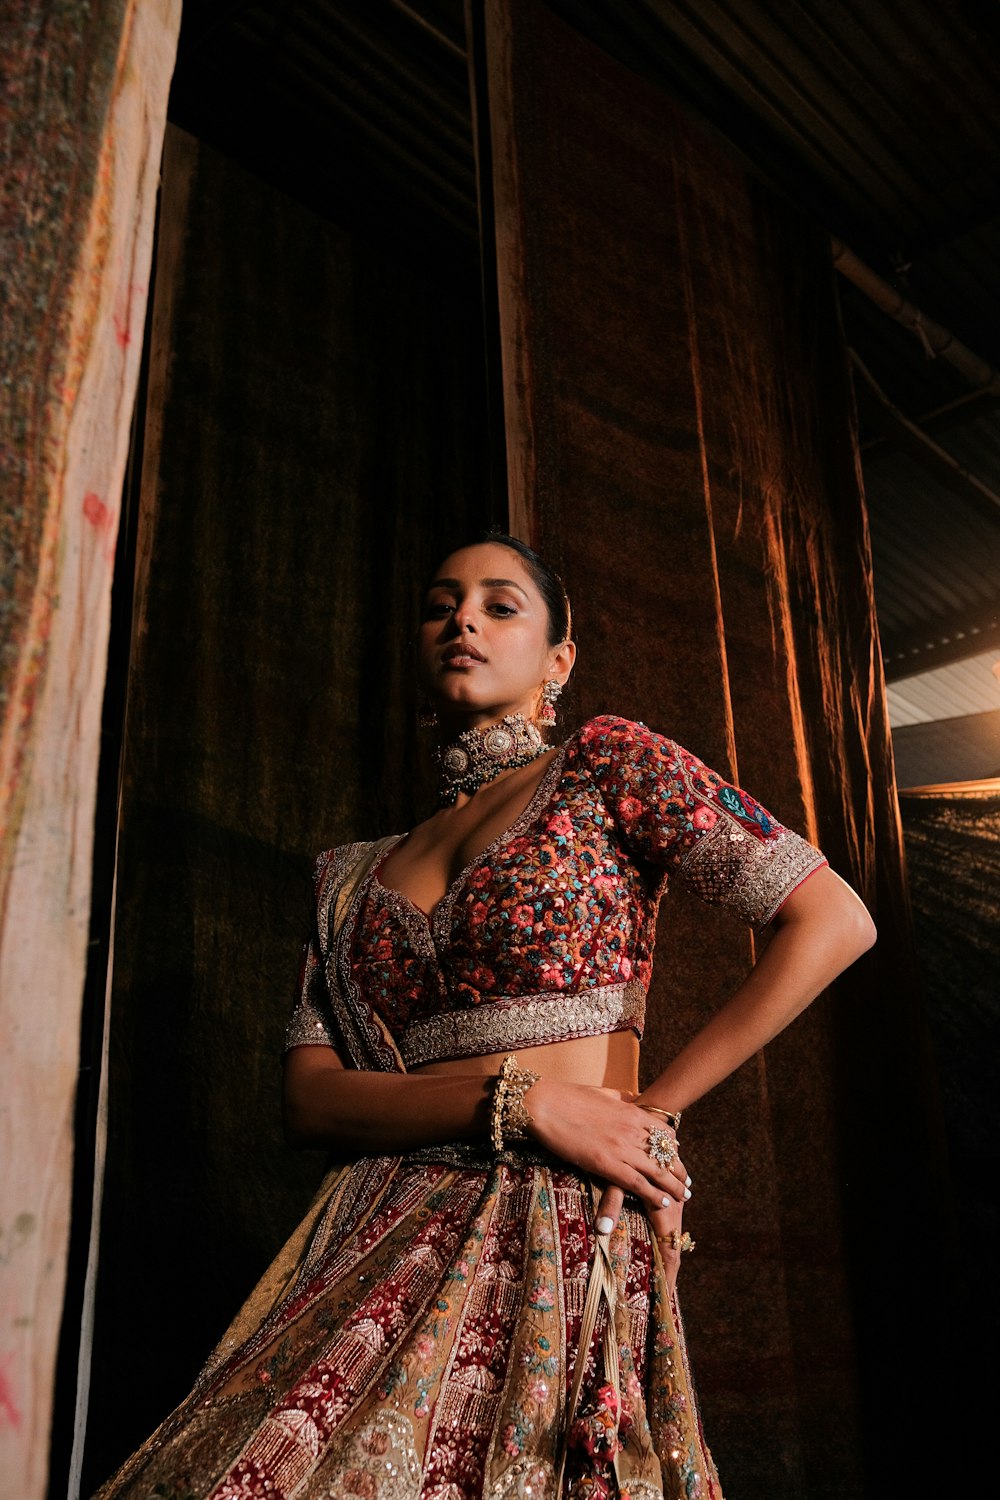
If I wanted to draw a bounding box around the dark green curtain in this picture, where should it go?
[83,126,490,1490]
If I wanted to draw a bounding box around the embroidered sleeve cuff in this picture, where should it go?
[284,997,337,1053]
[675,822,828,928]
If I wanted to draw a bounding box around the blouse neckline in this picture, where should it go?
[373,745,569,944]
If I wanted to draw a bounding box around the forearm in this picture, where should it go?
[641,868,875,1114]
[283,1051,493,1152]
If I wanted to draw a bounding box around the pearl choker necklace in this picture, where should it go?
[435,713,549,806]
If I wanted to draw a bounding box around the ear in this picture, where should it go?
[547,638,576,684]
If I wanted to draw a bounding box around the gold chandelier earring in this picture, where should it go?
[538,679,563,727]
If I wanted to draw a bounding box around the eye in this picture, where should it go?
[424,599,455,619]
[489,602,518,617]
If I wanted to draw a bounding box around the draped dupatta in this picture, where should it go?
[318,837,409,1074]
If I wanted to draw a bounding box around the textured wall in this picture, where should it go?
[480,2,948,1494]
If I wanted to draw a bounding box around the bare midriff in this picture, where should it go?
[409,1029,640,1093]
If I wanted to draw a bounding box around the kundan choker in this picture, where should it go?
[435,713,549,805]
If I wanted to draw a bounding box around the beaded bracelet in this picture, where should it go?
[490,1053,540,1152]
[639,1103,682,1132]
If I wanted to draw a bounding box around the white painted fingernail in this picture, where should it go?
[596,1216,615,1235]
[661,1195,671,1207]
[684,1187,692,1200]
[686,1176,692,1187]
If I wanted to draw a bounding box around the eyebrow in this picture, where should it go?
[429,576,531,601]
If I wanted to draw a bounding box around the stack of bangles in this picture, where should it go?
[489,1059,695,1254]
[490,1053,540,1151]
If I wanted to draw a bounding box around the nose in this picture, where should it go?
[450,600,479,634]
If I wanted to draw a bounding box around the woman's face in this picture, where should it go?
[417,542,575,730]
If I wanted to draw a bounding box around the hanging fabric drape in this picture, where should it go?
[81,126,491,1491]
[0,5,180,1495]
[474,2,948,1494]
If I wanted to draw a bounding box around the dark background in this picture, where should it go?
[66,4,997,1497]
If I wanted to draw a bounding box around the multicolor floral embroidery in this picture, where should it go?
[329,717,825,1067]
[90,1156,718,1498]
[101,716,826,1500]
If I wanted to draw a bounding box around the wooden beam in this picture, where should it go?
[834,238,1000,399]
[860,388,1000,460]
[851,351,1000,525]
[465,0,511,526]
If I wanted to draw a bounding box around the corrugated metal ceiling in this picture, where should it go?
[887,649,1000,727]
[168,0,1000,731]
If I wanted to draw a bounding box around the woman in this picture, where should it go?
[95,534,875,1500]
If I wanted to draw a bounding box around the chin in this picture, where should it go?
[437,694,513,727]
[434,679,491,709]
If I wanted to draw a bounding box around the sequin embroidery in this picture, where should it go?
[288,716,827,1065]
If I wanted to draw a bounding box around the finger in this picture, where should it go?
[619,1167,687,1216]
[643,1144,688,1184]
[628,1150,692,1203]
[660,1246,681,1296]
[647,1200,687,1294]
[647,1196,685,1238]
[595,1184,625,1237]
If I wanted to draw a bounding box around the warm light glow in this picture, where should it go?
[899,776,1000,798]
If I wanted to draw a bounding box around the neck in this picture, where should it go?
[436,703,536,739]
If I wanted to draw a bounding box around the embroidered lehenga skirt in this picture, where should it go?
[94,1145,721,1500]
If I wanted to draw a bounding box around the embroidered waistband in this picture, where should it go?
[403,1140,563,1169]
[400,978,646,1068]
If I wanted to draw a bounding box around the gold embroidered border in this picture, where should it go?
[677,822,826,928]
[400,979,647,1067]
[284,1001,336,1051]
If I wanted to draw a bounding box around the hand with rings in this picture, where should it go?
[594,1104,691,1251]
[640,1109,693,1293]
[522,1081,691,1234]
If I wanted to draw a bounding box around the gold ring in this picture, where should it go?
[646,1127,677,1170]
[656,1230,695,1253]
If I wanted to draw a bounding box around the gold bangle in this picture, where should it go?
[639,1104,682,1131]
[656,1230,695,1253]
[490,1054,540,1152]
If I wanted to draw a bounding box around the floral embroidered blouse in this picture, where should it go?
[286,716,826,1070]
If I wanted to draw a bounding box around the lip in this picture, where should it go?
[442,643,486,665]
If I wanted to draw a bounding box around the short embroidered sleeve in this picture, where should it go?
[283,850,339,1054]
[577,715,827,928]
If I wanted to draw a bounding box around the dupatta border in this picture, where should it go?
[317,838,408,1074]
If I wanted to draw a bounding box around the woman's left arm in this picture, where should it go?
[640,864,875,1114]
[595,864,875,1245]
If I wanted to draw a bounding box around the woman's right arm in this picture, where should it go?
[282,1047,494,1152]
[282,1047,689,1215]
